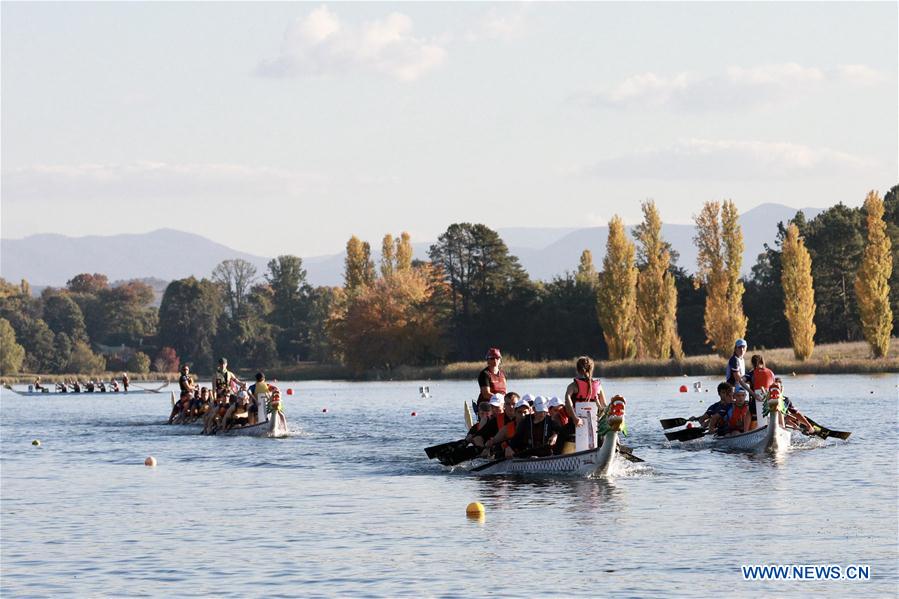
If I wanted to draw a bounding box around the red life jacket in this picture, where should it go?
[486,369,507,395]
[728,402,749,431]
[573,377,601,402]
[751,367,775,391]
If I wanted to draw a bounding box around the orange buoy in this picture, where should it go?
[679,385,688,393]
[144,456,157,467]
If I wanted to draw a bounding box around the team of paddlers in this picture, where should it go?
[32,374,130,393]
[167,358,282,434]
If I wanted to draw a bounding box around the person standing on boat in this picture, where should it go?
[121,373,130,393]
[726,339,751,394]
[746,354,775,430]
[214,357,243,396]
[564,356,607,452]
[247,372,270,425]
[477,348,507,407]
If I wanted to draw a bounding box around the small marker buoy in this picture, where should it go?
[686,422,694,429]
[679,385,688,393]
[322,408,328,413]
[144,456,157,467]
[32,439,41,446]
[287,388,293,396]
[466,502,485,517]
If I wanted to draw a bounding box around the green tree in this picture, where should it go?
[428,223,532,359]
[266,255,312,361]
[49,332,73,372]
[855,191,893,357]
[0,318,25,375]
[42,292,88,342]
[20,318,56,373]
[157,277,224,371]
[212,259,258,320]
[781,223,816,360]
[66,273,109,294]
[633,200,680,359]
[126,351,150,374]
[597,216,637,359]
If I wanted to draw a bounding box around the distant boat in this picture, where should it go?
[4,382,167,397]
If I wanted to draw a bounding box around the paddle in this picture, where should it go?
[617,444,645,463]
[424,438,467,459]
[805,416,851,441]
[660,416,698,430]
[664,426,708,442]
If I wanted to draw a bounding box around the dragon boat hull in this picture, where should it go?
[710,402,791,453]
[470,429,620,477]
[218,411,289,438]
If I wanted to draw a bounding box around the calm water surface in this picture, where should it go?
[2,374,897,597]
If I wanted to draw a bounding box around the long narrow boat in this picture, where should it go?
[4,382,168,396]
[469,396,626,477]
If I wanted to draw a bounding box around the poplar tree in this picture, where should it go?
[381,234,396,279]
[344,236,375,294]
[576,249,598,287]
[633,200,680,359]
[694,200,747,356]
[597,216,637,359]
[781,223,816,360]
[396,232,413,272]
[855,191,893,357]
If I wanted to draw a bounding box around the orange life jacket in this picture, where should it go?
[751,367,775,391]
[728,402,749,431]
[573,377,601,402]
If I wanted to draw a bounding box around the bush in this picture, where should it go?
[66,341,107,374]
[127,351,151,374]
[152,346,180,373]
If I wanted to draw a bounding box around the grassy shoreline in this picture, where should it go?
[3,341,896,385]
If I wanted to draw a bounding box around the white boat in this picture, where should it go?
[4,382,167,396]
[705,397,792,453]
[169,391,289,438]
[470,396,626,477]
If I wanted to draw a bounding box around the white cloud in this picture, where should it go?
[2,161,325,202]
[256,6,446,81]
[584,63,886,111]
[580,138,876,181]
[468,7,530,42]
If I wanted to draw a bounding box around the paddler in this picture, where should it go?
[507,396,561,457]
[564,356,607,452]
[721,388,751,436]
[477,347,507,407]
[696,382,733,431]
[247,372,269,425]
[214,357,243,396]
[547,396,575,454]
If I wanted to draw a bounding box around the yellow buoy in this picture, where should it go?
[144,456,157,467]
[32,439,41,446]
[466,502,485,517]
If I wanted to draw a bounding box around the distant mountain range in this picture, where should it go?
[1,203,822,289]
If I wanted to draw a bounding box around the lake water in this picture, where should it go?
[2,374,897,597]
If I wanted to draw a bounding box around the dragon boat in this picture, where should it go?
[664,394,792,453]
[469,396,627,477]
[4,382,167,396]
[168,391,288,438]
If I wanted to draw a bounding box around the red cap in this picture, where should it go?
[485,347,502,359]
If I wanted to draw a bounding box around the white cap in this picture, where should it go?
[533,396,549,413]
[488,395,503,407]
[546,396,563,408]
[521,393,534,404]
[514,398,530,410]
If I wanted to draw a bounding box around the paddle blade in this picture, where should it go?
[617,444,645,463]
[660,417,688,430]
[664,427,707,442]
[437,444,480,466]
[424,438,466,459]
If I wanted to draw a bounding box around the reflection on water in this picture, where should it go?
[1,374,897,597]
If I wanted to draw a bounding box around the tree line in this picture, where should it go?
[1,185,895,376]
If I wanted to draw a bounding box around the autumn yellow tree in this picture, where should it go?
[855,191,893,358]
[634,200,681,359]
[344,236,375,295]
[781,223,816,360]
[597,216,637,359]
[694,200,747,356]
[395,232,413,272]
[576,249,598,287]
[330,265,447,372]
[380,234,396,278]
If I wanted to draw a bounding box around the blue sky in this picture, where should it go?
[2,2,896,257]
